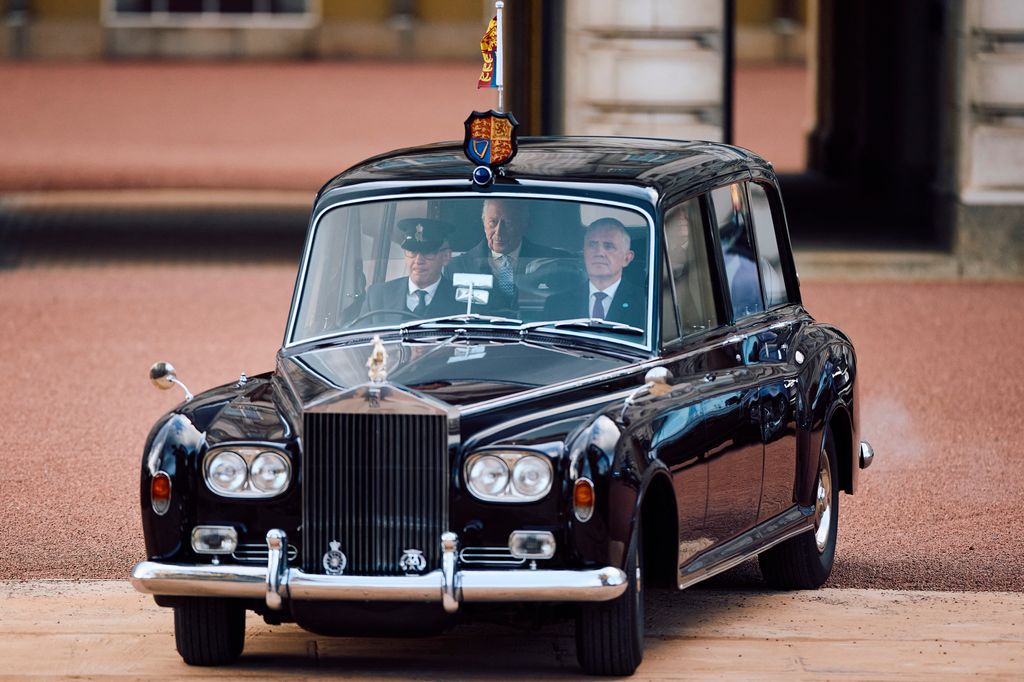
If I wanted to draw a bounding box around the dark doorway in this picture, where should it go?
[738,0,956,251]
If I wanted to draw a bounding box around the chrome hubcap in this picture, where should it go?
[813,451,833,553]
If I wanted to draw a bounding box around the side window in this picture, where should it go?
[748,183,790,308]
[664,197,718,336]
[711,184,764,320]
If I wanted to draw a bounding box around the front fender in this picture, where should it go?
[566,413,668,570]
[140,413,205,559]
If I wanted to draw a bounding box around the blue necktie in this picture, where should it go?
[592,292,608,319]
[496,255,515,299]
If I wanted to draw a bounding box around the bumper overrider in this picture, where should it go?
[131,530,628,614]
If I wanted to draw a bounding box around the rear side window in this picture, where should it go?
[664,198,718,337]
[748,183,790,308]
[710,184,764,320]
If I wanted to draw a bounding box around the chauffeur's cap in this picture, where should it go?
[397,218,454,253]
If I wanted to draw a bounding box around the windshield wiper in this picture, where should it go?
[398,314,524,332]
[520,317,645,336]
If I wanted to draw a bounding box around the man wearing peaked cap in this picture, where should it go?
[359,218,464,324]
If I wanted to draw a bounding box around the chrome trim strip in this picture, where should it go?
[460,316,798,418]
[677,505,815,590]
[129,564,629,604]
[284,190,658,353]
[859,440,875,469]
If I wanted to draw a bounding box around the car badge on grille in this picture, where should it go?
[367,334,388,384]
[322,540,348,575]
[399,548,427,575]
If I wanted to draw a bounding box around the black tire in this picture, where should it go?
[575,524,644,676]
[173,597,246,666]
[759,428,839,589]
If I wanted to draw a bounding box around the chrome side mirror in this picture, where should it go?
[644,367,673,397]
[150,361,193,402]
[621,366,674,421]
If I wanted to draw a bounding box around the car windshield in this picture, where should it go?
[290,195,653,347]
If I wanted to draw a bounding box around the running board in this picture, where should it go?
[677,505,815,590]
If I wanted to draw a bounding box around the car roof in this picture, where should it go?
[317,136,774,201]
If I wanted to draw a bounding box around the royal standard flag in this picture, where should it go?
[477,15,498,89]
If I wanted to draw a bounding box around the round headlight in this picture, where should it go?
[207,451,247,493]
[250,451,290,493]
[511,456,552,498]
[469,455,509,497]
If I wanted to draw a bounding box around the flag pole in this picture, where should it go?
[495,0,504,112]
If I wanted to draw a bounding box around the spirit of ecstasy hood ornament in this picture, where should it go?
[367,335,388,384]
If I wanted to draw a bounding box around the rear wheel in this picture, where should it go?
[174,597,246,666]
[575,523,644,676]
[759,428,839,589]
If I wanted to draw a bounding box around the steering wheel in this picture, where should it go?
[345,308,421,328]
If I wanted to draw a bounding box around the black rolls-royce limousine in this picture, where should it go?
[132,114,873,676]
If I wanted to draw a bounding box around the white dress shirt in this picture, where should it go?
[407,278,442,311]
[588,278,621,317]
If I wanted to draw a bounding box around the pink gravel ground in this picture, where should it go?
[0,62,811,192]
[0,265,1021,590]
[0,62,484,192]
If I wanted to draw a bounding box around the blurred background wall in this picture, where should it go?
[1,0,1021,276]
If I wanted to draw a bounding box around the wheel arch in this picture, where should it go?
[826,403,855,495]
[638,469,678,588]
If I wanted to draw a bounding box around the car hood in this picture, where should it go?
[278,337,634,410]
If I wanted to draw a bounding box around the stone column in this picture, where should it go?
[958,0,1024,276]
[563,0,727,141]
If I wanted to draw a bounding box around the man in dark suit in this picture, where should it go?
[359,218,464,326]
[542,217,646,329]
[448,198,568,308]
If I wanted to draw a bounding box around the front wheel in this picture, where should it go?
[759,428,839,589]
[575,524,644,676]
[174,597,246,666]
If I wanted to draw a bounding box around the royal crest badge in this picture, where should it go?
[464,110,519,168]
[399,548,428,575]
[322,540,348,575]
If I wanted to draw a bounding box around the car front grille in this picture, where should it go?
[302,412,449,576]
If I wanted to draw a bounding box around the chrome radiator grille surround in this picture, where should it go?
[302,412,449,576]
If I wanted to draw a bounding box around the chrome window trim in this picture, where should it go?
[203,443,292,499]
[284,191,658,353]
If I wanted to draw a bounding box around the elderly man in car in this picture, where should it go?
[448,198,567,307]
[542,217,645,329]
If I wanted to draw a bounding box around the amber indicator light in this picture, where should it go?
[573,478,595,522]
[151,473,171,502]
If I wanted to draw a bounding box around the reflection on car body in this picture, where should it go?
[132,122,873,676]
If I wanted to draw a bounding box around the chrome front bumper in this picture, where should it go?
[131,529,627,614]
